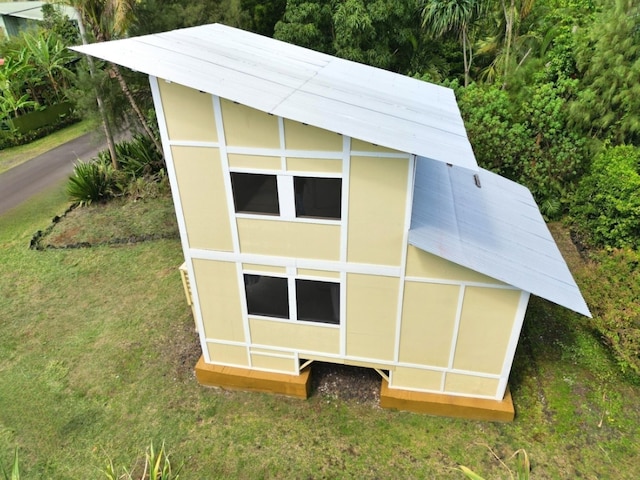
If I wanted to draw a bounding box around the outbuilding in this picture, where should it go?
[74,24,590,421]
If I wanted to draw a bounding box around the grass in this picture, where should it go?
[1,190,640,478]
[0,120,94,174]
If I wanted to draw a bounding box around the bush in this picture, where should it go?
[578,248,640,375]
[67,158,115,206]
[116,133,165,180]
[454,80,588,219]
[571,145,640,249]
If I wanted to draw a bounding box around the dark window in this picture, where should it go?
[231,173,279,215]
[244,275,289,319]
[294,177,341,219]
[296,279,340,324]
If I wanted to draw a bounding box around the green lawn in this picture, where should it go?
[0,120,94,174]
[1,187,639,478]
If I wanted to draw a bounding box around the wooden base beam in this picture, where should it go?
[380,380,515,422]
[195,356,311,399]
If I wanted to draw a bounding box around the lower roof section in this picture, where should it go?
[409,157,590,317]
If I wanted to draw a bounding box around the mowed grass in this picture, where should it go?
[1,187,640,478]
[0,120,94,174]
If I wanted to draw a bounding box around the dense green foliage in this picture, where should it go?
[571,146,640,249]
[579,248,640,375]
[454,78,587,218]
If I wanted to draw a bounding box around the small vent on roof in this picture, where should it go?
[474,174,482,188]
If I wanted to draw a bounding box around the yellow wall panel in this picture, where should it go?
[228,154,281,170]
[399,282,460,367]
[220,99,280,148]
[237,219,340,261]
[444,373,499,397]
[391,367,443,391]
[207,342,249,367]
[249,319,340,354]
[453,287,521,374]
[351,138,401,154]
[250,353,297,373]
[347,156,408,266]
[346,274,399,361]
[172,146,233,251]
[283,119,342,151]
[158,81,217,142]
[405,246,506,285]
[242,263,286,274]
[297,268,340,279]
[286,157,342,173]
[192,259,245,342]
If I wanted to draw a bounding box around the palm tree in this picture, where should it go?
[421,0,486,87]
[61,0,163,161]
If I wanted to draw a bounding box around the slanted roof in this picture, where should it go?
[0,2,78,21]
[71,23,477,170]
[409,157,590,316]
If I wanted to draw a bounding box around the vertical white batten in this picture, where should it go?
[496,290,530,399]
[149,75,211,362]
[393,154,416,363]
[442,284,466,391]
[339,136,351,357]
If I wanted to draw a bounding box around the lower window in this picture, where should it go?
[244,274,340,325]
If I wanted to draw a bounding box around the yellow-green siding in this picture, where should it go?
[192,259,245,342]
[346,274,399,361]
[172,146,233,251]
[249,318,340,354]
[220,99,280,148]
[347,156,408,266]
[158,80,217,142]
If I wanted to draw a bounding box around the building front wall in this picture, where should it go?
[154,78,526,400]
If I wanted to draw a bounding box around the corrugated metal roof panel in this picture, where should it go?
[71,23,477,170]
[409,157,591,317]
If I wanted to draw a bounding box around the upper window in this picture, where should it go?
[231,173,341,220]
[230,173,279,215]
[244,274,340,325]
[294,177,341,219]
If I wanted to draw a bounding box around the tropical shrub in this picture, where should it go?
[67,158,115,206]
[103,442,181,480]
[116,134,165,180]
[571,145,640,249]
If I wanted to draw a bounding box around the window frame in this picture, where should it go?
[229,169,343,224]
[242,271,341,327]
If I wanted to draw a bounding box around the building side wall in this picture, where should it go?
[390,245,525,399]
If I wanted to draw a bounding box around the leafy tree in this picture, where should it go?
[421,0,486,86]
[571,145,640,249]
[22,33,75,104]
[63,0,163,164]
[570,0,640,145]
[274,0,334,53]
[454,78,587,217]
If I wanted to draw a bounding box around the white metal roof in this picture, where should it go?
[409,157,591,317]
[71,23,478,170]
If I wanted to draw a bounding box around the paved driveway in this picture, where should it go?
[0,133,105,216]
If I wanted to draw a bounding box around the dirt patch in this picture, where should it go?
[310,362,382,406]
